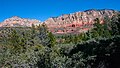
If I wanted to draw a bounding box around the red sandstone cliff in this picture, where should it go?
[44,9,119,34]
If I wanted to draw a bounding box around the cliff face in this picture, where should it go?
[44,9,119,34]
[0,9,119,34]
[0,16,41,27]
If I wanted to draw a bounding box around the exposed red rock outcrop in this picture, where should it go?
[0,16,41,27]
[44,9,119,34]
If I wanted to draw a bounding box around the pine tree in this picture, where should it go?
[48,32,56,47]
[109,15,120,35]
[93,18,103,37]
[31,24,36,34]
[10,29,20,46]
[37,24,50,47]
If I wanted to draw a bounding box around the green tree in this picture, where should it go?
[10,29,20,46]
[48,32,56,47]
[110,14,120,35]
[37,24,51,47]
[31,24,36,34]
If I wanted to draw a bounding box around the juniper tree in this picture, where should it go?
[37,23,51,47]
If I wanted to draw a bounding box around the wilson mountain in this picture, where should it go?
[0,9,119,34]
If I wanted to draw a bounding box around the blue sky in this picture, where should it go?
[0,0,120,22]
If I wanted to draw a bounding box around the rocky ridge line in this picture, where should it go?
[0,9,119,34]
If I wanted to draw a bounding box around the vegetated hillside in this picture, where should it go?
[0,9,120,68]
[68,35,120,68]
[1,32,120,68]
